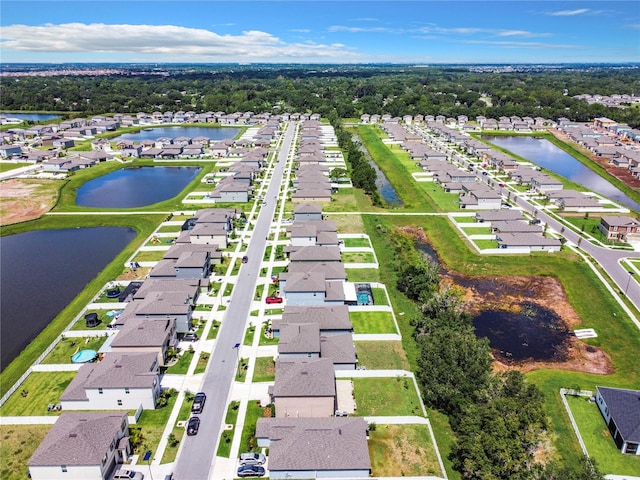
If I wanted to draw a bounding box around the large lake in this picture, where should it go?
[0,112,60,121]
[484,136,640,212]
[114,126,241,142]
[0,227,136,371]
[76,166,201,208]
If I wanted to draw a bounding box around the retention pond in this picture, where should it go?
[0,227,136,371]
[76,166,200,208]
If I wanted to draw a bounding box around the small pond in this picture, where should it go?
[354,139,402,207]
[76,166,201,208]
[113,126,241,142]
[473,302,570,363]
[0,112,61,121]
[483,135,640,212]
[0,227,136,371]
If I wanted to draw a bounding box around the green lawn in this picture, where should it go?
[223,283,234,296]
[473,239,499,249]
[349,311,397,334]
[342,237,371,248]
[259,324,279,346]
[371,287,389,306]
[243,324,257,346]
[240,401,272,453]
[452,216,477,223]
[345,268,380,282]
[352,377,423,416]
[0,424,52,480]
[369,424,442,477]
[252,356,276,383]
[417,183,461,211]
[566,395,640,475]
[207,320,221,340]
[0,372,76,416]
[132,249,167,262]
[342,251,376,263]
[216,401,240,458]
[322,188,361,212]
[165,350,194,375]
[355,341,410,370]
[134,391,178,456]
[69,310,116,330]
[156,224,182,233]
[160,392,195,463]
[194,352,210,375]
[41,336,107,364]
[0,162,30,172]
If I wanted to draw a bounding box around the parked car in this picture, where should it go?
[239,452,266,466]
[192,392,206,414]
[182,333,199,342]
[265,296,283,304]
[113,469,144,480]
[242,255,249,264]
[237,465,265,477]
[186,416,200,436]
[529,219,541,225]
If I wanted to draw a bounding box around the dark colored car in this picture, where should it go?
[237,465,265,477]
[265,296,283,304]
[192,392,206,414]
[242,256,249,264]
[182,333,199,342]
[186,416,200,436]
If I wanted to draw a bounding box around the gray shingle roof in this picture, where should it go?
[280,305,352,331]
[60,353,158,401]
[278,323,321,354]
[290,246,342,262]
[288,261,346,281]
[284,272,326,292]
[28,412,127,466]
[255,417,370,471]
[111,317,173,347]
[293,203,323,214]
[597,386,640,443]
[274,358,336,397]
[320,333,356,364]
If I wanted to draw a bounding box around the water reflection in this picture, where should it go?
[484,136,640,212]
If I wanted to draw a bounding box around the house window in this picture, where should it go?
[98,388,103,394]
[61,465,67,472]
[125,388,130,394]
[117,400,123,406]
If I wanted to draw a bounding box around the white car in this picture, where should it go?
[113,468,144,480]
[239,452,266,466]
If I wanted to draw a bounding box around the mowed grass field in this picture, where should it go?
[0,424,52,480]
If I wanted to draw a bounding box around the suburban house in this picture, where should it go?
[459,184,503,210]
[595,386,640,455]
[188,223,229,248]
[109,315,176,367]
[271,358,337,418]
[274,305,353,335]
[255,417,371,479]
[288,245,342,263]
[598,215,640,241]
[496,232,562,252]
[279,272,327,306]
[27,412,131,480]
[210,177,251,203]
[491,221,543,234]
[293,203,324,222]
[475,209,524,223]
[60,352,160,411]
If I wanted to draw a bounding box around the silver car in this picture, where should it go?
[239,452,266,466]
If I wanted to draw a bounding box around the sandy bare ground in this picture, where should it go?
[0,178,60,226]
[401,226,613,375]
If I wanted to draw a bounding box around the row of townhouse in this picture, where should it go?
[27,207,240,480]
[574,93,640,109]
[256,199,370,478]
[360,113,556,130]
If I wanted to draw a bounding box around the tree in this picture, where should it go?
[415,328,492,415]
[396,261,440,302]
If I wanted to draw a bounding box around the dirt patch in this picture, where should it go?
[0,178,60,225]
[548,129,640,191]
[117,267,151,281]
[400,226,613,375]
[452,273,613,375]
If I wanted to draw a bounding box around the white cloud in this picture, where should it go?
[0,23,359,60]
[545,8,609,16]
[463,40,580,49]
[290,28,311,33]
[328,25,399,33]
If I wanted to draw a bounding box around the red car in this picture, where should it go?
[265,296,283,304]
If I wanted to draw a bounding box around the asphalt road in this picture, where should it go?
[173,121,297,480]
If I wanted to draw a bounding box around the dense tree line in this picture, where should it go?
[328,113,382,206]
[382,226,603,479]
[2,66,639,127]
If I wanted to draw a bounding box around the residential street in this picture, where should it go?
[172,121,297,480]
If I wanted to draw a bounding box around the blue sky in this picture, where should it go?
[1,1,638,64]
